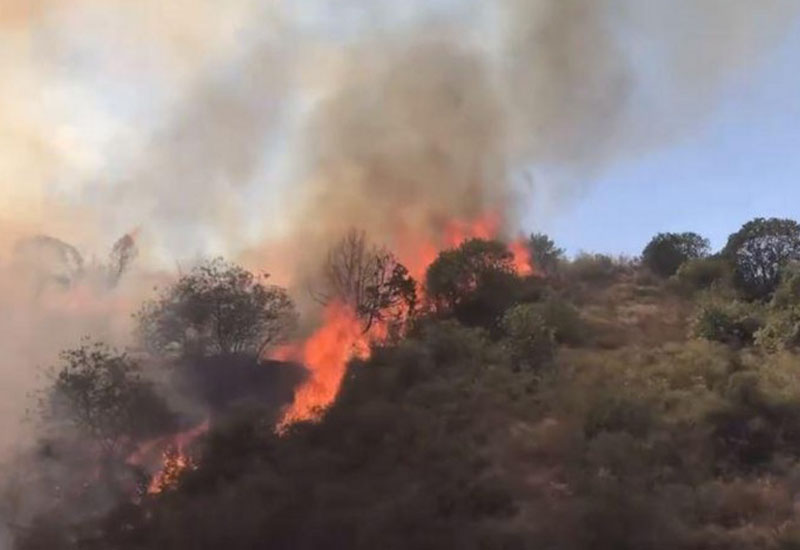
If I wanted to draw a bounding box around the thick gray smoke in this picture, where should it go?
[275,0,800,274]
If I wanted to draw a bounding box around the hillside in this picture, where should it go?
[10,222,800,550]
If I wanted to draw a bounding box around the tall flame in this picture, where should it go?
[272,302,381,430]
[273,215,534,430]
[509,238,534,277]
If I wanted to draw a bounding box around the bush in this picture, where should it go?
[691,296,763,346]
[755,308,800,352]
[674,256,731,293]
[772,262,800,309]
[528,294,585,346]
[501,304,556,370]
[566,253,621,284]
[642,232,710,278]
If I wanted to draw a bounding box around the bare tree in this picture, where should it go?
[14,235,84,293]
[315,230,417,331]
[107,233,138,287]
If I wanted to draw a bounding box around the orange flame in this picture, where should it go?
[273,214,534,430]
[400,213,501,281]
[509,237,533,276]
[128,420,209,495]
[147,447,194,494]
[273,302,382,430]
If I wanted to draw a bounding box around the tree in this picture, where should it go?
[425,238,523,326]
[527,233,565,277]
[723,218,800,299]
[642,232,710,277]
[14,234,84,292]
[40,340,175,460]
[107,233,138,288]
[137,258,296,357]
[315,229,417,331]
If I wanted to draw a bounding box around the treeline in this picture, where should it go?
[7,216,800,549]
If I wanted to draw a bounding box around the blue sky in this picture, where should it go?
[540,18,800,257]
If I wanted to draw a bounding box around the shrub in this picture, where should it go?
[501,304,556,370]
[674,256,731,293]
[772,262,800,309]
[755,308,800,352]
[691,296,763,346]
[566,253,621,284]
[529,294,585,346]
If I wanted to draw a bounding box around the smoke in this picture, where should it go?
[0,0,798,477]
[288,0,800,254]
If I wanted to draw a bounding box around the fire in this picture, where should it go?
[273,214,535,430]
[273,302,381,430]
[401,213,501,281]
[509,238,534,276]
[128,420,209,495]
[147,447,194,494]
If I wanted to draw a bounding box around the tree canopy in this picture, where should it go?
[137,258,296,357]
[642,232,710,277]
[723,217,800,299]
[526,233,564,277]
[425,238,525,326]
[40,340,175,458]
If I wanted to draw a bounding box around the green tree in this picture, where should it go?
[40,340,175,460]
[642,232,710,277]
[690,296,763,347]
[137,258,296,357]
[723,218,800,299]
[425,238,523,326]
[527,233,565,277]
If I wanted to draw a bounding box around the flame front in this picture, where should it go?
[273,302,378,430]
[273,215,534,430]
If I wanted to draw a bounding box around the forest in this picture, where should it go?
[6,216,800,550]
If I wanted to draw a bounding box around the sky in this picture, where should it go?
[543,16,800,257]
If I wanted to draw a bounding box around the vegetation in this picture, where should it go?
[526,232,565,277]
[315,229,417,331]
[137,258,296,357]
[40,341,175,459]
[642,232,710,277]
[723,217,800,300]
[11,218,800,550]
